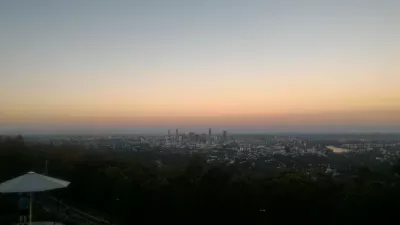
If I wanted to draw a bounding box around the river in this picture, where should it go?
[326,145,349,153]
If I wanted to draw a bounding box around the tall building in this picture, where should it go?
[168,130,171,136]
[222,130,228,142]
[176,129,179,137]
[208,128,212,144]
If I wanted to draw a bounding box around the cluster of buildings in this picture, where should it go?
[200,136,400,173]
[20,128,231,151]
[204,137,330,166]
[164,128,228,147]
[10,132,400,170]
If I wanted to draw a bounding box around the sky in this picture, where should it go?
[1,0,399,134]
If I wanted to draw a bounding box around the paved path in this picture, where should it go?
[35,196,111,225]
[15,222,63,225]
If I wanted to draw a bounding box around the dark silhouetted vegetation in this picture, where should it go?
[1,135,400,224]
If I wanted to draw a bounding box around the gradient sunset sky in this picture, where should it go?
[1,0,399,133]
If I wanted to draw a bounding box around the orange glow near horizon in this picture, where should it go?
[1,77,400,126]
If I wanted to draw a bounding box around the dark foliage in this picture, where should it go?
[1,136,400,224]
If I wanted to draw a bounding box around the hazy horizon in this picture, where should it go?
[3,128,400,136]
[1,0,399,133]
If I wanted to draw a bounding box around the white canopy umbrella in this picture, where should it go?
[0,171,70,225]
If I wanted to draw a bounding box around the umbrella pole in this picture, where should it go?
[29,192,33,225]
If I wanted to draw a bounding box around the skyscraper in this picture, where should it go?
[208,128,212,144]
[222,130,228,142]
[168,130,171,136]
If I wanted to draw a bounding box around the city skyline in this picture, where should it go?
[1,1,399,133]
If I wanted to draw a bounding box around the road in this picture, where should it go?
[35,196,112,225]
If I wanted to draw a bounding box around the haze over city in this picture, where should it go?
[3,2,400,225]
[1,0,399,133]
